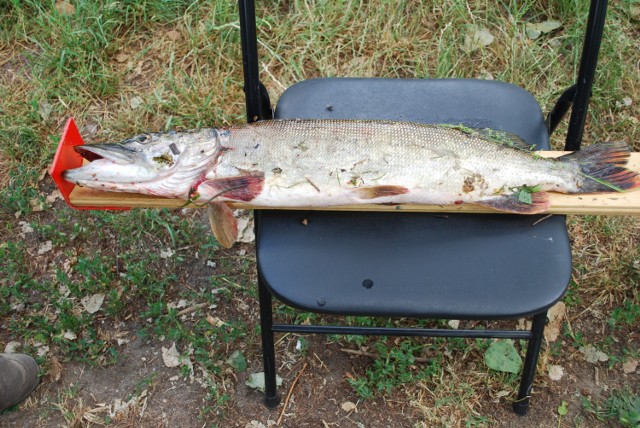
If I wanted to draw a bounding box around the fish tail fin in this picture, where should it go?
[557,142,640,192]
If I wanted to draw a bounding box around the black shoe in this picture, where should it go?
[0,353,39,412]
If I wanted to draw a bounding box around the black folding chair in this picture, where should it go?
[237,0,608,415]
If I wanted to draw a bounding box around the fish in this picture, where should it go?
[63,119,640,247]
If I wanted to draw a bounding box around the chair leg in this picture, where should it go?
[513,310,547,415]
[258,275,280,408]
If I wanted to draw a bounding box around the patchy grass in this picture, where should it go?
[0,0,639,426]
[583,388,640,427]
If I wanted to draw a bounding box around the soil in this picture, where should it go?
[1,329,634,428]
[1,183,638,428]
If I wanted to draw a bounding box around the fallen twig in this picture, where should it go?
[176,303,208,316]
[531,213,553,226]
[277,362,308,426]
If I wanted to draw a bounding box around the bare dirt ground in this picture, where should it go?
[1,188,638,428]
[0,325,635,428]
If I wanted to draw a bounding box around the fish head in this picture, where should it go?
[63,128,222,197]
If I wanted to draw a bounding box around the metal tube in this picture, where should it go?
[565,0,608,151]
[258,275,280,408]
[546,84,577,135]
[272,324,532,340]
[513,311,547,416]
[238,0,266,123]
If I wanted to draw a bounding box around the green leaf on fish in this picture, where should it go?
[514,185,542,205]
[518,190,532,204]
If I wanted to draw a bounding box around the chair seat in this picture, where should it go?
[256,210,570,319]
[257,78,572,320]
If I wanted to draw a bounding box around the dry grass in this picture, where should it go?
[0,149,10,189]
[0,1,639,426]
[570,215,640,306]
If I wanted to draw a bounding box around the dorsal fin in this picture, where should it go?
[441,124,534,152]
[474,128,534,152]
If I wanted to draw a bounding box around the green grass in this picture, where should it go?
[1,0,639,425]
[583,389,640,427]
[347,338,442,399]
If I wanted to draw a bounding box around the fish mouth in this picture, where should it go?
[63,144,147,185]
[74,144,136,165]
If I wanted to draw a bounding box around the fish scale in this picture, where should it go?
[213,120,572,207]
[63,119,640,246]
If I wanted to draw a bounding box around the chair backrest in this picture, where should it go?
[237,0,609,150]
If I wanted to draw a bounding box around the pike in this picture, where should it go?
[64,119,640,247]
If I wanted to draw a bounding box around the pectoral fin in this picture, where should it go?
[352,185,409,200]
[207,201,238,248]
[198,172,265,202]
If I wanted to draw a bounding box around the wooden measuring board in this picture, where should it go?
[66,152,640,215]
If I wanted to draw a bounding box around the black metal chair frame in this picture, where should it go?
[236,0,609,416]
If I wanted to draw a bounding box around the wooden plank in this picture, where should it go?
[68,152,640,215]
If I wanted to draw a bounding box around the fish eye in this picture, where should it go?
[136,134,149,143]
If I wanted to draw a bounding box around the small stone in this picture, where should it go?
[341,401,357,412]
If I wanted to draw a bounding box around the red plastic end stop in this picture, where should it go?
[49,118,129,210]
